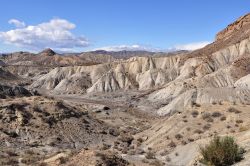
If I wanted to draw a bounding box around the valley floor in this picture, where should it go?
[1,88,250,166]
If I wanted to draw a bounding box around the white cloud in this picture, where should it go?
[8,19,26,28]
[0,18,89,51]
[94,44,160,52]
[171,41,211,51]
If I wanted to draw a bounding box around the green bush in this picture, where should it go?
[200,136,245,166]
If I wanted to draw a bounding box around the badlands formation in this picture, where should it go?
[1,13,250,166]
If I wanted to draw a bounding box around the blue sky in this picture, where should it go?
[0,0,249,52]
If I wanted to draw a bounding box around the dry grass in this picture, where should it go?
[239,126,248,132]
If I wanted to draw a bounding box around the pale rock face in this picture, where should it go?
[30,20,250,117]
[235,74,250,88]
[156,87,250,116]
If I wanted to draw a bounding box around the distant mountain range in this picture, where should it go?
[0,48,189,67]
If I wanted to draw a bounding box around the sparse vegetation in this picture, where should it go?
[142,159,149,163]
[206,117,214,123]
[191,110,199,117]
[211,111,222,118]
[203,124,211,130]
[149,159,164,166]
[220,116,227,121]
[200,136,245,166]
[228,107,242,114]
[58,156,68,164]
[96,152,129,166]
[236,120,243,124]
[145,151,156,159]
[188,138,194,142]
[194,129,203,134]
[239,126,248,132]
[202,113,214,122]
[168,141,176,148]
[202,113,211,119]
[212,101,217,105]
[166,156,171,162]
[175,134,183,140]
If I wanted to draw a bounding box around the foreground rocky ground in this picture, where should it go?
[1,13,250,166]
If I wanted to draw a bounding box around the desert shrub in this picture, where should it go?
[118,134,134,145]
[108,128,120,137]
[230,129,236,133]
[103,106,110,110]
[194,129,203,134]
[137,137,143,143]
[127,150,136,155]
[175,134,183,140]
[166,156,171,162]
[181,140,187,145]
[160,149,168,156]
[239,126,248,132]
[196,104,201,107]
[212,112,222,118]
[33,106,42,113]
[202,112,211,119]
[203,124,211,130]
[38,162,48,166]
[150,159,164,166]
[220,116,227,121]
[212,101,217,105]
[188,138,194,142]
[206,117,214,123]
[5,150,18,157]
[191,110,199,117]
[236,120,243,124]
[101,143,111,150]
[96,152,129,166]
[228,107,241,114]
[200,136,245,166]
[142,159,149,163]
[145,151,155,159]
[2,158,19,165]
[168,141,176,148]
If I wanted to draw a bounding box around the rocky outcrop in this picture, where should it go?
[28,12,250,117]
[216,13,250,41]
[31,35,250,94]
[234,74,250,88]
[39,48,56,57]
[0,60,5,66]
[0,85,32,98]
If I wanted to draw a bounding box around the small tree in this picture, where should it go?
[200,136,245,166]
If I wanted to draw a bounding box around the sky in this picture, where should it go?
[0,0,249,53]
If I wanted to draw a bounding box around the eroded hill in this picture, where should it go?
[1,13,250,166]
